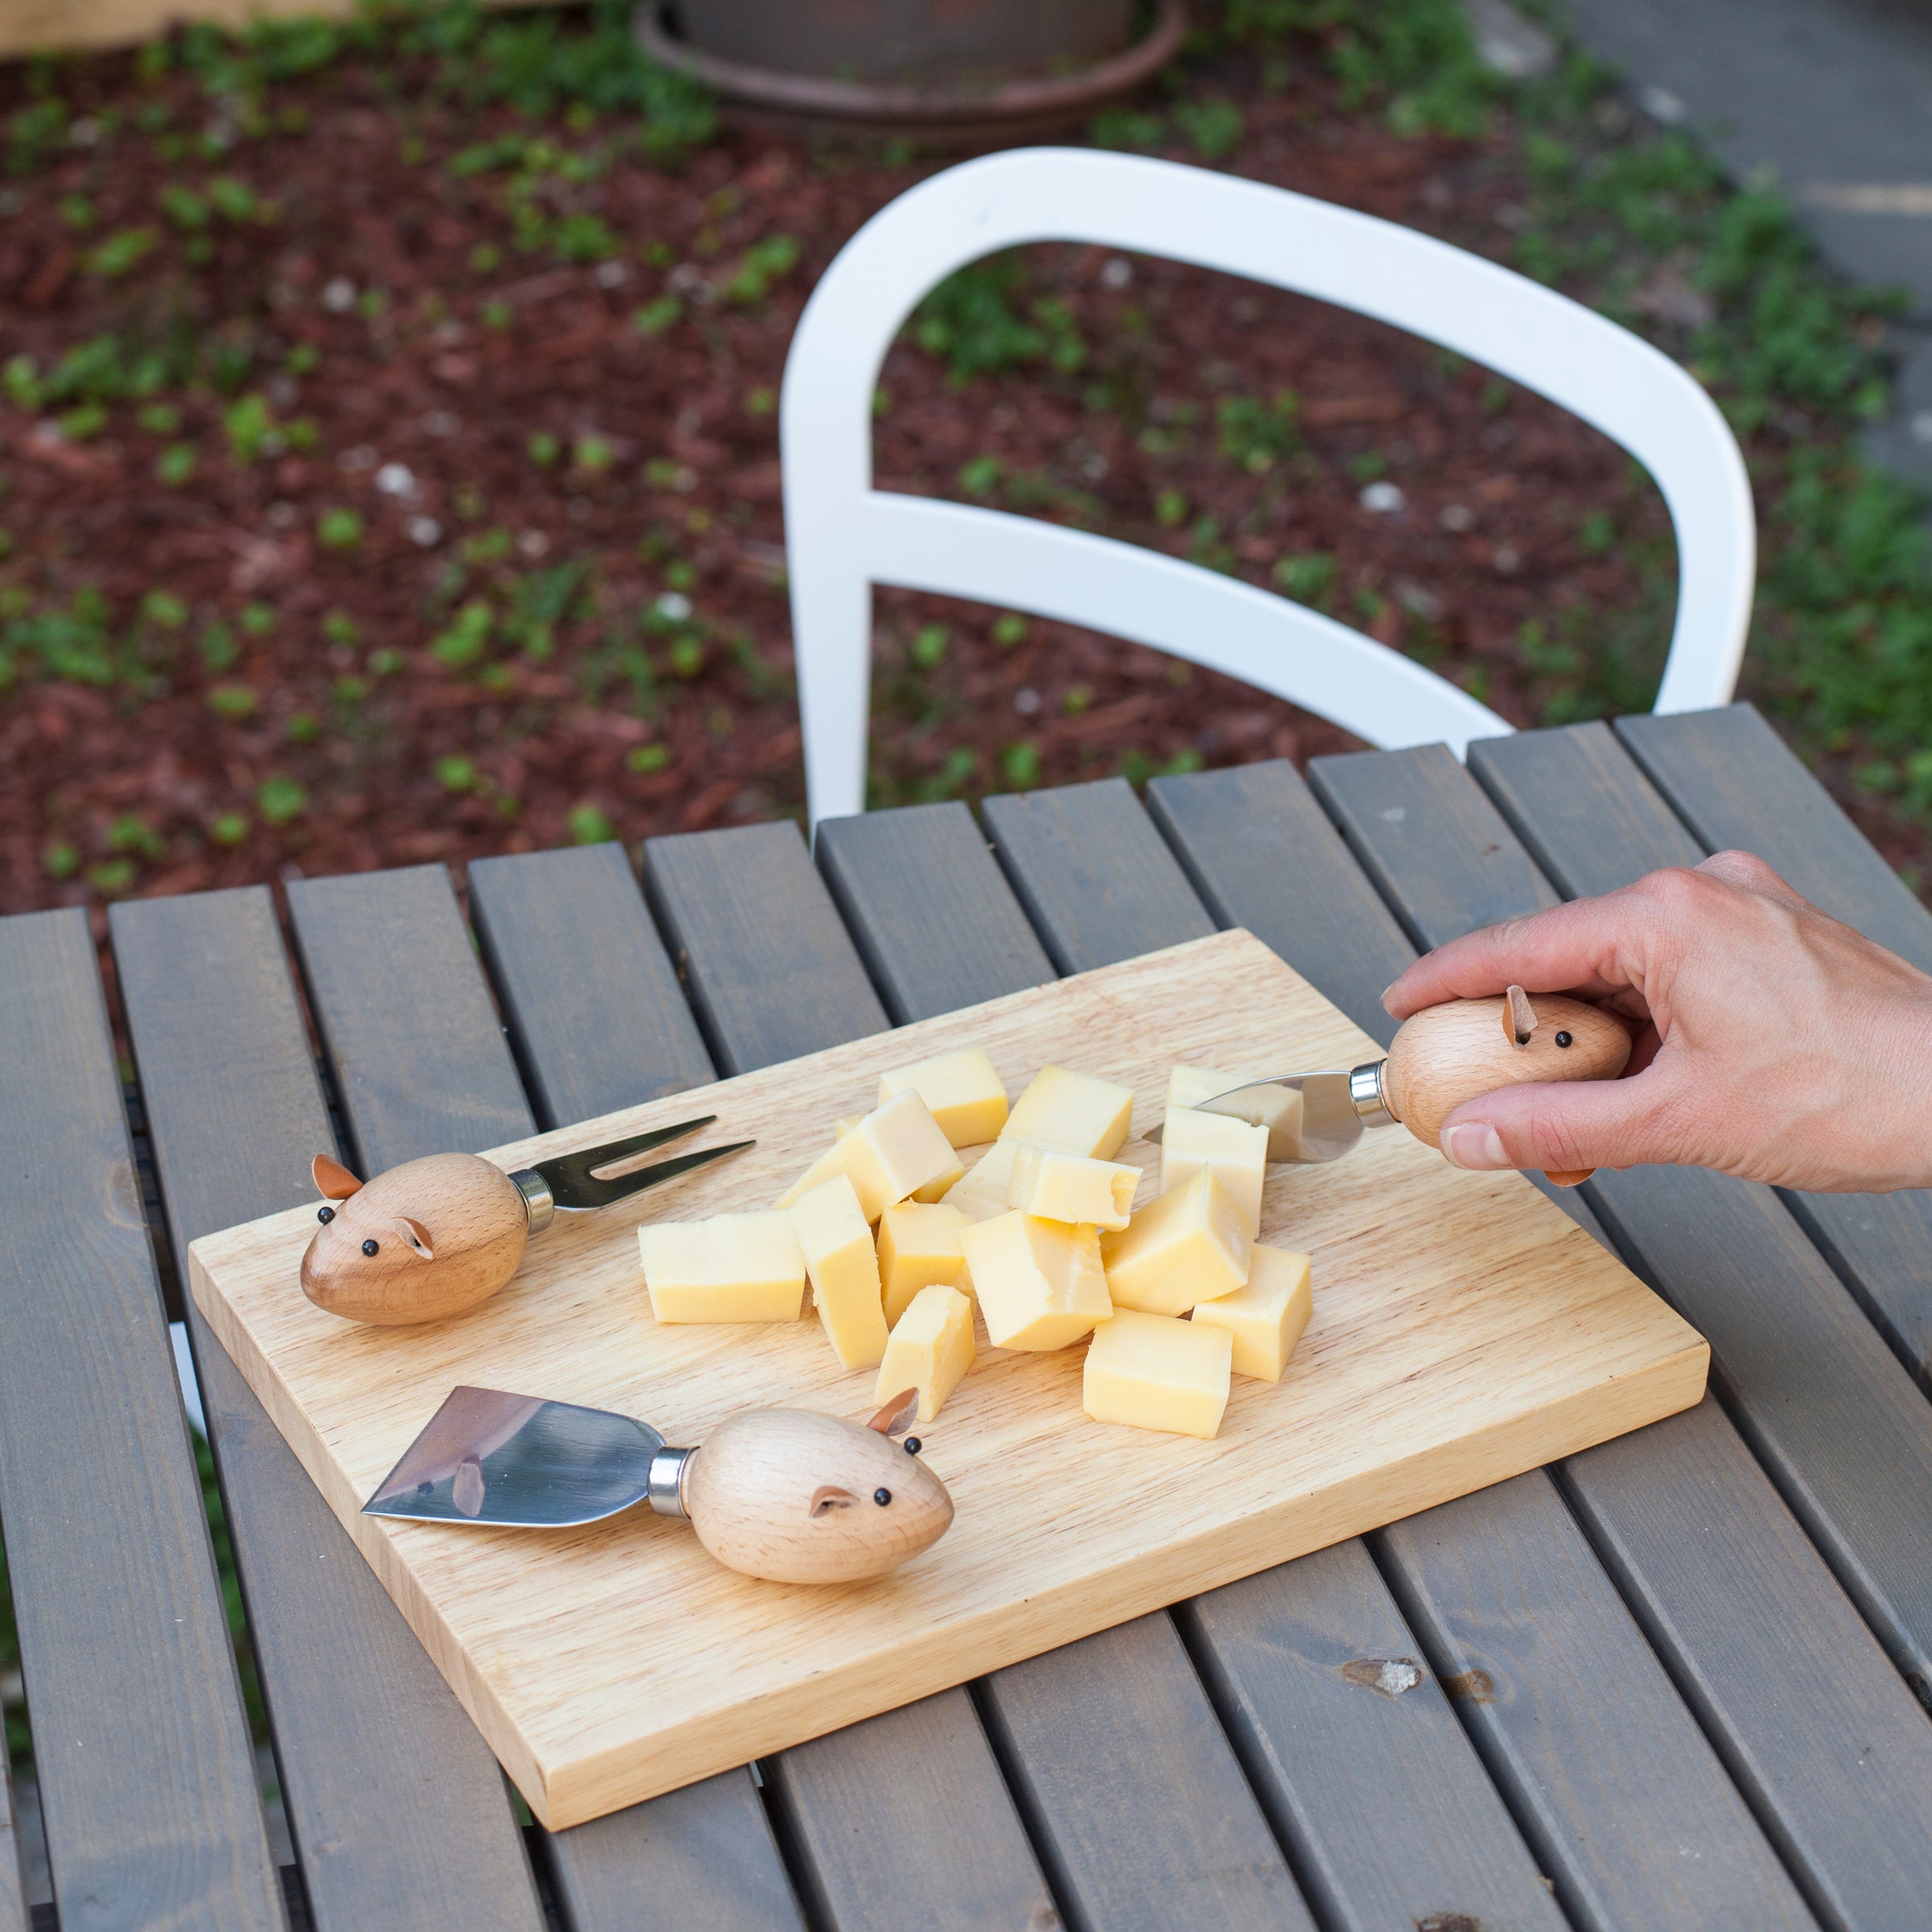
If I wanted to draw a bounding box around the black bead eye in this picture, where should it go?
[361,1238,380,1257]
[902,1436,922,1456]
[417,1480,434,1498]
[317,1206,335,1224]
[1554,1030,1574,1048]
[873,1488,891,1506]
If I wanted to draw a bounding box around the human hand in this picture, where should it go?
[1381,851,1932,1192]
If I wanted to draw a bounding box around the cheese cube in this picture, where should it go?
[1166,1064,1302,1160]
[1000,1064,1135,1160]
[942,1141,1024,1222]
[877,1202,970,1325]
[776,1090,959,1220]
[639,1212,806,1323]
[961,1212,1112,1351]
[878,1047,1009,1149]
[875,1285,976,1422]
[911,1151,967,1204]
[1084,1308,1232,1438]
[833,1116,863,1138]
[1100,1170,1252,1316]
[789,1176,890,1370]
[1191,1245,1312,1382]
[1007,1146,1139,1231]
[1159,1105,1269,1236]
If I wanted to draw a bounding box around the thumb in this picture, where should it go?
[1436,1071,1677,1179]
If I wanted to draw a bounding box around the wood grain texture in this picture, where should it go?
[1564,1396,1932,1931]
[109,886,551,1932]
[1328,737,1932,1911]
[1377,1460,1814,1932]
[622,818,1048,1930]
[1154,756,1824,1929]
[982,778,1216,973]
[192,931,1702,1828]
[1181,1538,1573,1932]
[813,804,1055,1024]
[644,823,890,1078]
[283,864,798,1926]
[980,1615,1315,1931]
[288,865,531,1169]
[468,844,713,1131]
[1489,716,1932,1393]
[763,1693,1057,1932]
[1146,759,1414,1047]
[0,907,287,1932]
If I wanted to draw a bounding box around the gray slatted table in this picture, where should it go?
[3,704,1930,1931]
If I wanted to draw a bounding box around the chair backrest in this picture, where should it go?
[780,147,1756,828]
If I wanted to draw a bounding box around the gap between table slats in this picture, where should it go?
[109,885,551,1932]
[0,906,288,1932]
[1147,758,1840,1932]
[1308,731,1932,1930]
[282,861,804,1932]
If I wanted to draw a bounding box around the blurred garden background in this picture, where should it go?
[2,0,1930,925]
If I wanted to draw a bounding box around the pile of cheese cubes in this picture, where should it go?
[636,1047,1311,1439]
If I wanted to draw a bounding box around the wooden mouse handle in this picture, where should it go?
[1381,989,1629,1183]
[680,1407,954,1585]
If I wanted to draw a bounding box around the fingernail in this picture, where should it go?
[1443,1122,1508,1170]
[1380,980,1401,1009]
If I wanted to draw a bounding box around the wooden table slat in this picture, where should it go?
[613,831,1056,1929]
[813,803,1055,1024]
[1377,1462,1817,1932]
[283,858,800,1931]
[287,865,532,1171]
[644,823,890,1076]
[1482,715,1932,1393]
[469,843,714,1131]
[965,778,1573,1930]
[1319,737,1932,1916]
[110,886,550,1932]
[0,906,287,1931]
[1150,758,1823,1930]
[980,1617,1313,1932]
[1182,1540,1573,1932]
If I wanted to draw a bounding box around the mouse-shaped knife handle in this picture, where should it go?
[652,1398,955,1585]
[1377,988,1630,1185]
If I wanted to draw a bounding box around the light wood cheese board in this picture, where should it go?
[189,928,1708,1828]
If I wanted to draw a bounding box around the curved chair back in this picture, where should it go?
[780,147,1756,827]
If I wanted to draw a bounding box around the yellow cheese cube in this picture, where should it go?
[1100,1169,1252,1316]
[877,1201,970,1325]
[776,1089,959,1221]
[1084,1308,1232,1438]
[1007,1146,1140,1231]
[960,1212,1113,1351]
[878,1047,1009,1149]
[833,1116,863,1138]
[875,1285,976,1422]
[789,1176,890,1370]
[1000,1064,1135,1160]
[1191,1245,1312,1382]
[941,1141,1023,1222]
[911,1150,967,1204]
[1166,1064,1302,1159]
[639,1212,806,1323]
[1159,1105,1269,1235]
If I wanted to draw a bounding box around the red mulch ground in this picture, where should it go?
[0,33,1724,928]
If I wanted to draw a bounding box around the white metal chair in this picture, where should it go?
[779,147,1756,828]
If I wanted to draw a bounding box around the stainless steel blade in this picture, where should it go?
[362,1385,663,1528]
[1146,1071,1367,1164]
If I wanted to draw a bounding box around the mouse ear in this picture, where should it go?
[390,1216,436,1261]
[867,1389,919,1437]
[809,1485,860,1517]
[312,1154,363,1200]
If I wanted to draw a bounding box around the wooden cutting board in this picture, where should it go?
[189,928,1707,1829]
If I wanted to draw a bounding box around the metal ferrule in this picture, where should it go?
[648,1445,696,1518]
[1349,1060,1397,1129]
[510,1168,555,1235]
